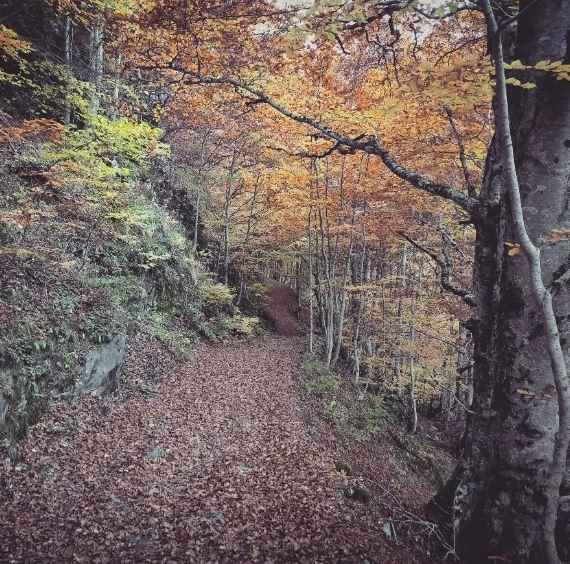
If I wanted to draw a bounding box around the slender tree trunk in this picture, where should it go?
[63,14,73,124]
[221,149,238,285]
[353,295,364,383]
[193,191,201,250]
[409,354,418,433]
[111,53,122,120]
[409,271,418,433]
[353,221,368,383]
[223,216,229,285]
[89,14,104,115]
[332,206,356,366]
[308,206,314,355]
[396,245,408,396]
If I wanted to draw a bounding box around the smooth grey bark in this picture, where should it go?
[221,147,238,285]
[237,174,260,305]
[111,53,122,121]
[63,15,73,124]
[332,205,355,366]
[307,205,314,355]
[193,190,201,250]
[312,162,336,366]
[441,2,570,562]
[89,14,104,115]
[352,220,368,383]
[482,3,570,561]
[408,263,420,434]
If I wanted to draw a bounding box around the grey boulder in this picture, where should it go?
[77,335,127,396]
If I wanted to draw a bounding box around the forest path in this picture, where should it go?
[262,285,301,336]
[1,336,420,563]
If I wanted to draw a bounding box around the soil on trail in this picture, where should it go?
[1,337,426,564]
[262,286,301,336]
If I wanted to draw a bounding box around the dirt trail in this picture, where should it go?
[262,286,301,337]
[1,336,423,563]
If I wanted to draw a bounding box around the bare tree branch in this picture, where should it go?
[333,32,350,55]
[443,105,477,198]
[266,142,340,159]
[398,231,476,307]
[434,34,486,66]
[179,73,480,215]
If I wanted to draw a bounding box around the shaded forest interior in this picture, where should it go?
[1,1,570,563]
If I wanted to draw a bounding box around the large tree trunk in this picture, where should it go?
[436,2,570,562]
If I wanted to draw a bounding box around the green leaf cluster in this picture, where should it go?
[42,114,169,192]
[505,59,570,82]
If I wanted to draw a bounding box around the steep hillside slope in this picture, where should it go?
[0,116,260,456]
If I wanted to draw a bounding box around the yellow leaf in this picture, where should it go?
[505,242,521,256]
[534,60,551,70]
[505,59,527,70]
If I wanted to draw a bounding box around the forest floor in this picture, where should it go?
[1,290,448,563]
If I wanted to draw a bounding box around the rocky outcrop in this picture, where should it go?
[77,335,127,396]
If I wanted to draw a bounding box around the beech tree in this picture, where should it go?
[326,3,569,562]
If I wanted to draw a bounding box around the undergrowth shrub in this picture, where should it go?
[213,314,263,340]
[302,358,340,395]
[201,282,235,315]
[241,282,267,314]
[301,356,393,438]
[357,395,391,434]
[324,399,343,422]
[0,24,84,120]
[145,311,197,360]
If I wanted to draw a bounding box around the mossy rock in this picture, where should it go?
[343,485,371,504]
